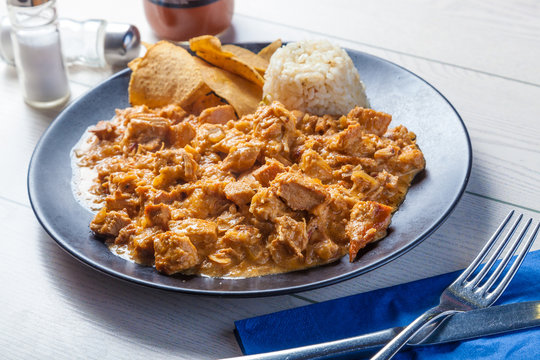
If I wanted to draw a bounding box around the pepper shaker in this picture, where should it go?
[7,0,70,108]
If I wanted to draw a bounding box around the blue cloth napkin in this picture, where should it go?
[235,250,540,359]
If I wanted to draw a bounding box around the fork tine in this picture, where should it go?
[465,213,523,286]
[486,221,539,303]
[480,218,532,292]
[455,210,515,284]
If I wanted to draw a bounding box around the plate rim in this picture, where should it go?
[27,43,472,297]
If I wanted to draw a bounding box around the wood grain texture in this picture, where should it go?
[0,200,311,359]
[0,64,91,206]
[235,0,540,85]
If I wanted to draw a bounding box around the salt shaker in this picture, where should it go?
[0,17,141,68]
[7,0,70,108]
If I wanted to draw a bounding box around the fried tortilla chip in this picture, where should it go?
[190,35,265,87]
[129,41,210,108]
[127,57,142,71]
[184,92,227,116]
[194,57,262,117]
[221,44,268,76]
[257,39,282,61]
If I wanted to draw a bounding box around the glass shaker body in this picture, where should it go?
[59,18,106,67]
[8,0,70,108]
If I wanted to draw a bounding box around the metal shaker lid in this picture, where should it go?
[104,22,141,66]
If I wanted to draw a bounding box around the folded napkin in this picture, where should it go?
[235,250,540,359]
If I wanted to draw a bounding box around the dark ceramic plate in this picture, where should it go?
[28,43,471,297]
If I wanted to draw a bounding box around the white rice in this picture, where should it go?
[263,39,369,116]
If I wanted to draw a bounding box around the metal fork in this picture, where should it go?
[371,210,539,360]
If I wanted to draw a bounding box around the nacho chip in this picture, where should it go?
[184,92,227,116]
[257,39,282,61]
[127,57,142,72]
[190,35,265,87]
[194,57,262,117]
[221,44,268,75]
[128,41,210,108]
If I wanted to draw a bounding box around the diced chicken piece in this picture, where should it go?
[312,237,341,262]
[215,206,245,234]
[224,180,257,206]
[90,120,117,141]
[383,125,416,145]
[122,117,170,151]
[249,187,289,221]
[309,184,356,245]
[199,105,237,125]
[251,159,286,187]
[274,172,326,211]
[193,123,226,152]
[251,102,300,159]
[220,225,267,263]
[154,232,199,275]
[152,149,198,188]
[151,186,188,205]
[169,121,196,148]
[374,145,399,160]
[377,170,399,190]
[331,124,379,157]
[220,224,261,246]
[107,172,139,194]
[268,216,308,265]
[208,247,243,266]
[115,223,137,245]
[143,203,171,229]
[222,142,261,173]
[252,102,297,140]
[156,104,188,124]
[90,208,131,237]
[365,171,401,207]
[295,112,342,135]
[181,184,229,218]
[350,166,379,194]
[394,144,426,176]
[299,149,333,182]
[105,190,140,216]
[169,218,218,256]
[212,127,248,153]
[128,227,157,265]
[347,107,392,136]
[346,201,393,261]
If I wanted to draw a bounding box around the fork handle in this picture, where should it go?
[371,307,457,360]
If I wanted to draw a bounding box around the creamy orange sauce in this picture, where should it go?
[72,102,425,278]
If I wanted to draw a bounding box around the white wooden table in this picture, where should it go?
[1,1,539,358]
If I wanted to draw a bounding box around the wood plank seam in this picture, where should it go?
[233,13,540,89]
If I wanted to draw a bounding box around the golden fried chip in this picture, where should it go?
[221,44,269,76]
[184,92,227,116]
[127,57,142,71]
[257,39,282,61]
[128,41,210,108]
[190,35,265,88]
[194,58,262,117]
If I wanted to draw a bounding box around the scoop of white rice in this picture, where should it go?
[263,39,369,116]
